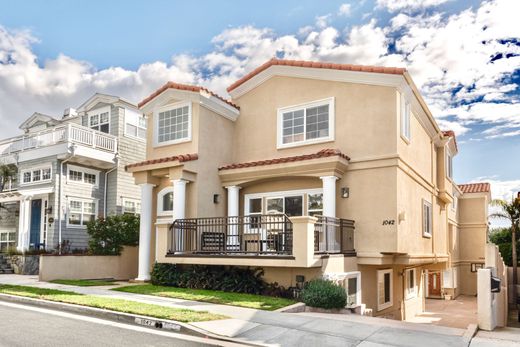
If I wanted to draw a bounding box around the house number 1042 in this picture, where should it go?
[382,220,395,225]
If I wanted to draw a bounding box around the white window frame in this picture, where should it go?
[307,192,324,216]
[405,268,417,300]
[344,271,362,308]
[400,93,411,142]
[67,165,100,188]
[377,268,393,311]
[66,197,98,229]
[153,101,192,147]
[87,106,111,134]
[157,187,174,216]
[20,165,52,186]
[277,97,335,149]
[422,199,433,238]
[124,109,147,141]
[446,151,453,180]
[122,198,141,215]
[245,188,323,216]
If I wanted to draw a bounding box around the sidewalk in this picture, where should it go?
[0,275,470,347]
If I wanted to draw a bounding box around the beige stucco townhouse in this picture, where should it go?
[126,59,490,320]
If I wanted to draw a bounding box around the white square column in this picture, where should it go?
[136,183,155,281]
[226,186,241,249]
[17,198,31,252]
[172,179,188,252]
[320,176,338,218]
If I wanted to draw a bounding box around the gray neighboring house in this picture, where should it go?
[0,93,146,251]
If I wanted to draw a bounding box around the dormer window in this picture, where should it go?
[277,98,335,148]
[154,101,192,147]
[87,107,110,134]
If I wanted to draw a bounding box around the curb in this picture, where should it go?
[463,324,478,346]
[0,293,263,346]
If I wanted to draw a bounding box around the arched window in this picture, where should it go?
[157,187,174,216]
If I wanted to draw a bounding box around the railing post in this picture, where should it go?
[92,129,97,149]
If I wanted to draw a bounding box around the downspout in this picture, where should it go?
[58,145,76,254]
[104,155,119,217]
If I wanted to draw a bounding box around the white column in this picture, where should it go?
[320,176,338,218]
[173,179,187,252]
[136,183,154,281]
[17,198,31,252]
[226,186,241,249]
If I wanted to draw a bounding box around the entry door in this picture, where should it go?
[29,199,42,247]
[428,272,441,297]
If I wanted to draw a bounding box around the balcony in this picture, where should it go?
[314,216,356,256]
[0,124,117,166]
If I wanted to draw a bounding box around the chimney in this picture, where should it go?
[63,108,77,118]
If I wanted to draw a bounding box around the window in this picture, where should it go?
[401,93,411,141]
[308,193,323,216]
[345,272,361,307]
[0,230,16,252]
[67,165,99,187]
[377,269,393,311]
[446,152,453,179]
[89,109,110,133]
[422,200,433,237]
[266,196,303,216]
[67,199,97,227]
[122,198,141,215]
[125,110,147,140]
[245,189,323,217]
[155,102,191,146]
[277,98,334,148]
[20,166,52,185]
[157,187,174,216]
[405,268,417,299]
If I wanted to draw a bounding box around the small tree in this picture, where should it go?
[86,214,140,255]
[490,197,520,298]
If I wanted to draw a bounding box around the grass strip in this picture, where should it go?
[0,284,226,322]
[113,284,296,311]
[50,279,117,287]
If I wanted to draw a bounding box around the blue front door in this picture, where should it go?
[29,199,42,247]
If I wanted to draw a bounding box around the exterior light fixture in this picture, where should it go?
[341,187,349,198]
[213,194,220,204]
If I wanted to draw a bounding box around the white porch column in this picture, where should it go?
[172,179,187,221]
[320,176,338,218]
[226,186,241,249]
[136,183,154,281]
[17,198,31,252]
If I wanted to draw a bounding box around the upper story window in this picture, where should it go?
[157,187,174,216]
[88,108,110,134]
[122,198,141,215]
[67,165,99,188]
[401,94,411,141]
[446,151,453,179]
[125,110,147,140]
[21,166,52,185]
[277,98,335,148]
[422,199,432,238]
[154,102,191,147]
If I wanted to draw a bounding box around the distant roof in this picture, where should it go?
[138,82,239,110]
[442,130,458,152]
[227,58,407,92]
[219,148,349,171]
[458,182,490,194]
[125,153,198,170]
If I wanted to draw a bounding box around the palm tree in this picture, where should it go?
[490,197,520,298]
[0,164,17,192]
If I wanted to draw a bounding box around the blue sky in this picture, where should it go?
[0,0,519,205]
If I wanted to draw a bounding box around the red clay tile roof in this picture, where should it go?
[227,59,407,92]
[138,82,239,110]
[458,182,491,194]
[442,130,458,151]
[219,149,349,171]
[125,153,198,170]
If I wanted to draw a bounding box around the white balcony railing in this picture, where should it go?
[0,123,117,157]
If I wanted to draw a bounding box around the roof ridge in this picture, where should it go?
[125,153,198,170]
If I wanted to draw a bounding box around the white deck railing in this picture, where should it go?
[0,123,117,157]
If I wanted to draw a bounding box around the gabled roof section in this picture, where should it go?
[458,182,490,194]
[76,93,137,113]
[227,58,407,93]
[219,148,349,171]
[19,112,60,131]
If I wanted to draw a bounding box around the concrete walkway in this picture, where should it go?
[408,296,478,329]
[0,275,471,347]
[470,328,520,346]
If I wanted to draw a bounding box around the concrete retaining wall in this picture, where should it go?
[39,246,138,281]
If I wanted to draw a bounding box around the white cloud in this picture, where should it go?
[339,3,352,16]
[377,0,451,12]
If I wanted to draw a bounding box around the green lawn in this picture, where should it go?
[0,285,226,322]
[50,279,117,287]
[113,284,296,311]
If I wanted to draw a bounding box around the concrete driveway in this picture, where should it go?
[408,296,478,329]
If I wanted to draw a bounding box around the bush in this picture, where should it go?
[489,227,519,266]
[151,264,272,295]
[300,279,347,309]
[87,214,139,255]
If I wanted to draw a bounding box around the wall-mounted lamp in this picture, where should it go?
[398,211,406,223]
[341,187,349,198]
[45,206,53,215]
[213,194,220,204]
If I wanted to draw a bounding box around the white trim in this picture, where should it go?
[405,268,417,300]
[153,101,192,147]
[157,187,174,216]
[124,108,147,141]
[66,164,100,188]
[122,197,141,215]
[277,97,335,149]
[400,92,411,142]
[66,197,98,229]
[377,268,393,311]
[86,105,111,134]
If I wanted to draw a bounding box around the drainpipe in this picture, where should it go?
[104,155,119,217]
[58,145,76,254]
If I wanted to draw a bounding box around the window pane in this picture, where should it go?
[163,192,173,211]
[70,200,82,212]
[306,104,329,140]
[137,127,146,139]
[308,193,323,212]
[266,198,283,214]
[32,170,41,182]
[284,196,303,216]
[384,273,391,303]
[42,168,51,180]
[84,173,96,185]
[100,112,109,123]
[69,170,82,181]
[99,123,109,133]
[282,110,304,144]
[409,271,414,289]
[249,198,262,214]
[69,213,81,225]
[126,124,137,136]
[90,115,99,126]
[158,106,190,143]
[23,172,31,183]
[83,214,95,225]
[83,202,95,214]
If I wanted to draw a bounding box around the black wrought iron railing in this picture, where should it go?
[168,214,293,256]
[314,216,355,255]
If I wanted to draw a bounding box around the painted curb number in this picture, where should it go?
[135,317,181,331]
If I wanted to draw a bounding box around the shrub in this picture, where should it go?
[151,263,270,295]
[300,279,347,309]
[87,214,139,255]
[489,227,519,266]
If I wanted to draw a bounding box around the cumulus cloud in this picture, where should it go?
[377,0,452,12]
[339,3,352,16]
